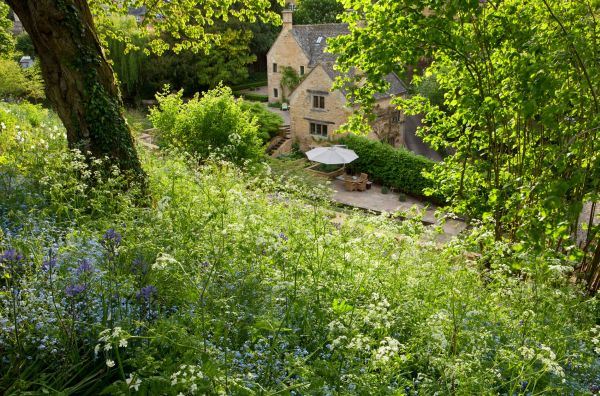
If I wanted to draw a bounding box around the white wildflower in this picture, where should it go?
[106,359,115,368]
[126,374,141,391]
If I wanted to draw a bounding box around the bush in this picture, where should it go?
[0,59,44,101]
[341,134,444,203]
[239,101,283,143]
[149,85,264,165]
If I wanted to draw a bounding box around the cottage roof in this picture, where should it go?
[320,62,408,100]
[290,23,349,67]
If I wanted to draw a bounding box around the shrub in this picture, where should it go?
[239,101,283,143]
[149,85,264,165]
[341,134,444,203]
[381,185,390,194]
[0,59,44,101]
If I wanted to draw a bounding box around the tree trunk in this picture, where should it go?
[6,0,145,181]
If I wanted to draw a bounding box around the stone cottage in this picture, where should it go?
[267,10,409,151]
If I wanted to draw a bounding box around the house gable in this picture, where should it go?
[289,64,353,150]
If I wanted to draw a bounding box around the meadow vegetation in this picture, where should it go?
[1,101,599,394]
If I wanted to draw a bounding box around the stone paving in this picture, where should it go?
[331,179,466,238]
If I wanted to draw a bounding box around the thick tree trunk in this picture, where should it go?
[6,0,145,180]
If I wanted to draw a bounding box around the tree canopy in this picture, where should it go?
[330,0,600,290]
[293,0,345,25]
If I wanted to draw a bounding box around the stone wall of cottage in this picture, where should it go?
[289,66,407,151]
[266,12,310,103]
[289,66,353,151]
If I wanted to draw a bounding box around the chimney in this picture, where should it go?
[282,10,293,31]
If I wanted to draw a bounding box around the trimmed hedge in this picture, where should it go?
[235,92,269,102]
[341,134,444,204]
[231,80,268,91]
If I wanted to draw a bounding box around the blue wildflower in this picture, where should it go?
[520,381,528,390]
[65,284,86,297]
[1,249,24,264]
[76,259,94,274]
[42,258,57,271]
[278,232,288,241]
[136,285,157,301]
[102,228,122,246]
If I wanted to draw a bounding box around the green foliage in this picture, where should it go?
[330,0,600,287]
[293,0,345,25]
[0,2,14,56]
[102,16,148,101]
[14,33,34,58]
[145,29,256,97]
[149,86,264,165]
[239,100,283,142]
[0,59,44,101]
[1,102,599,394]
[279,66,301,101]
[89,0,281,56]
[341,134,442,203]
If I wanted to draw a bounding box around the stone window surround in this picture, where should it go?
[312,95,326,109]
[310,122,329,137]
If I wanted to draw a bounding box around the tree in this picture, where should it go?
[293,0,344,25]
[102,16,148,102]
[141,29,256,98]
[330,1,600,291]
[5,0,279,180]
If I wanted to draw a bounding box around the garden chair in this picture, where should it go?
[357,173,369,191]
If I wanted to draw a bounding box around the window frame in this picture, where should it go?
[273,63,278,73]
[310,122,329,137]
[300,66,305,75]
[312,95,325,109]
[273,88,279,98]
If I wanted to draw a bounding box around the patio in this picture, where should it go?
[331,179,466,238]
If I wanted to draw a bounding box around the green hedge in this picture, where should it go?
[341,134,444,204]
[235,92,269,102]
[231,80,268,91]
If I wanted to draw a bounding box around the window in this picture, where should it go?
[274,88,279,98]
[391,111,403,124]
[310,122,328,137]
[300,66,305,75]
[313,95,325,109]
[273,63,278,73]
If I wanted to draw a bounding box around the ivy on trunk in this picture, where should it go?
[6,0,145,181]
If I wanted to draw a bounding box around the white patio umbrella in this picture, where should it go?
[305,145,358,165]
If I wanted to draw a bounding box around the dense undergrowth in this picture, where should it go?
[1,102,599,394]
